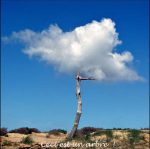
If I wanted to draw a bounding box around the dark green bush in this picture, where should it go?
[128,129,141,143]
[105,130,113,138]
[84,133,91,141]
[57,129,67,134]
[21,136,33,144]
[112,128,131,130]
[48,129,67,136]
[2,140,12,146]
[141,128,149,130]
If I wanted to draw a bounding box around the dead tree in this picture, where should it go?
[67,72,95,139]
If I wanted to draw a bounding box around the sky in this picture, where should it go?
[1,0,149,131]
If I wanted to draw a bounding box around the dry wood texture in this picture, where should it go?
[67,72,95,139]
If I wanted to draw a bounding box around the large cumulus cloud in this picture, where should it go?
[3,18,142,81]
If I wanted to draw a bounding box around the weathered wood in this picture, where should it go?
[67,72,95,139]
[67,72,82,139]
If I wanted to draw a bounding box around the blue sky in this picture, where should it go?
[1,0,149,131]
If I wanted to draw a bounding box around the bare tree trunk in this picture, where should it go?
[67,72,95,139]
[67,74,82,139]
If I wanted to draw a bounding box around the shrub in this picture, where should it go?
[72,127,100,141]
[9,127,28,134]
[72,130,92,142]
[48,129,60,136]
[48,129,67,136]
[84,133,91,141]
[113,128,131,130]
[0,128,7,136]
[57,129,67,134]
[9,127,40,134]
[2,140,12,146]
[128,129,141,143]
[141,128,150,130]
[73,127,97,139]
[124,128,130,130]
[28,128,40,133]
[21,136,33,144]
[113,128,122,130]
[105,130,113,139]
[79,127,99,135]
[112,128,117,130]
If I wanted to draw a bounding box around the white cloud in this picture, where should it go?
[3,18,142,81]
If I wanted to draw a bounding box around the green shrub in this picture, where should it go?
[128,129,141,143]
[57,129,67,134]
[2,140,12,146]
[21,136,33,144]
[84,133,91,141]
[48,129,67,136]
[48,129,60,136]
[105,130,113,139]
[112,128,123,130]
